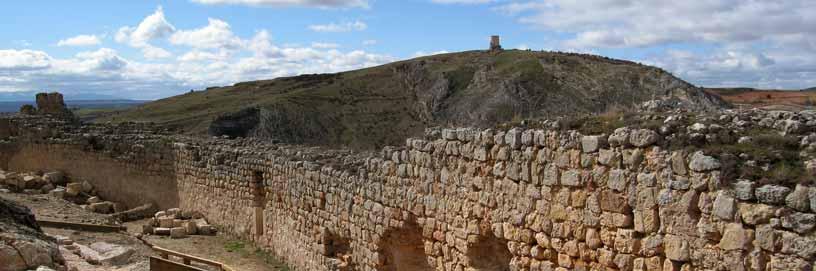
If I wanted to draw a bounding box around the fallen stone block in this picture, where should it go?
[87,196,101,204]
[183,221,197,235]
[80,181,93,194]
[48,188,65,198]
[158,217,174,228]
[65,183,82,197]
[154,227,171,236]
[77,242,135,266]
[42,171,64,185]
[89,202,114,214]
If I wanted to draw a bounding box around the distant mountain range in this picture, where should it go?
[803,87,816,91]
[0,91,130,102]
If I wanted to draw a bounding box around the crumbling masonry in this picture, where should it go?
[2,110,816,270]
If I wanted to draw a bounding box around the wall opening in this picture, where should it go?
[467,235,512,271]
[251,171,267,237]
[377,221,432,271]
[323,230,353,270]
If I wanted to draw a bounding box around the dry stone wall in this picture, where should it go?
[3,109,816,271]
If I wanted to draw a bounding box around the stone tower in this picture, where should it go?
[490,35,502,51]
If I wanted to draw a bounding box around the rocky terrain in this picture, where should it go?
[0,197,64,271]
[95,50,727,149]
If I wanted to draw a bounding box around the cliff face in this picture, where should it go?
[100,50,728,149]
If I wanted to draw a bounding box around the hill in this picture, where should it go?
[803,87,816,91]
[98,50,727,149]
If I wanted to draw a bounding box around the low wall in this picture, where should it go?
[3,111,816,271]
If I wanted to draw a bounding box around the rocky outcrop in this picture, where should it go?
[208,107,260,138]
[0,198,64,271]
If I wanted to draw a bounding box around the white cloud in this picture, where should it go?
[57,35,101,47]
[362,39,377,46]
[1,19,396,100]
[115,6,175,59]
[308,20,367,32]
[190,0,368,8]
[115,6,175,47]
[431,0,494,4]
[311,42,340,49]
[0,50,51,70]
[498,1,816,49]
[170,18,244,50]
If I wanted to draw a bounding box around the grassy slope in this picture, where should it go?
[99,50,719,149]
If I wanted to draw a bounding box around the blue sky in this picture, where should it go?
[1,0,814,99]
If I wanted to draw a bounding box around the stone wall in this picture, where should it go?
[3,110,816,270]
[0,116,178,210]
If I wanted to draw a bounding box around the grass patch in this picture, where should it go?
[702,133,807,184]
[224,241,245,253]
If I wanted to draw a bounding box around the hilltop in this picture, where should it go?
[96,49,727,149]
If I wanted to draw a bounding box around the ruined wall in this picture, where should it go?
[0,117,178,210]
[4,110,816,270]
[175,126,816,271]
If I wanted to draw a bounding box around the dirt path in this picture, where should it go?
[0,191,290,271]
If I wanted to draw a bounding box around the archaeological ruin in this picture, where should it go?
[3,99,816,271]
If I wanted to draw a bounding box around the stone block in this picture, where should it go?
[756,185,791,205]
[170,227,187,238]
[65,182,82,197]
[719,223,753,251]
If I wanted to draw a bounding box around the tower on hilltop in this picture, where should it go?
[489,35,502,51]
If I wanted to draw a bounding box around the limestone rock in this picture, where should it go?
[688,151,720,172]
[785,185,811,212]
[719,224,753,251]
[781,212,816,234]
[629,129,659,147]
[756,185,791,205]
[65,183,82,197]
[581,135,606,153]
[712,191,736,221]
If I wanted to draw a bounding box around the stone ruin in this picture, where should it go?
[19,92,75,121]
[490,35,503,51]
[3,103,816,270]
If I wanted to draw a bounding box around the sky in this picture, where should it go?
[0,0,814,100]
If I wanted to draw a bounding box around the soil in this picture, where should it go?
[0,191,290,271]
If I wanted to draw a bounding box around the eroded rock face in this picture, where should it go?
[0,198,64,271]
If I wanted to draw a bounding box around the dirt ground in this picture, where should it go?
[0,191,290,271]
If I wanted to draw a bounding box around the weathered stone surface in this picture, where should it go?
[581,135,606,153]
[719,223,753,251]
[712,191,736,221]
[65,183,82,197]
[781,212,816,234]
[664,235,689,261]
[732,179,755,201]
[786,185,811,212]
[629,129,659,147]
[756,185,791,205]
[738,203,775,225]
[688,151,720,172]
